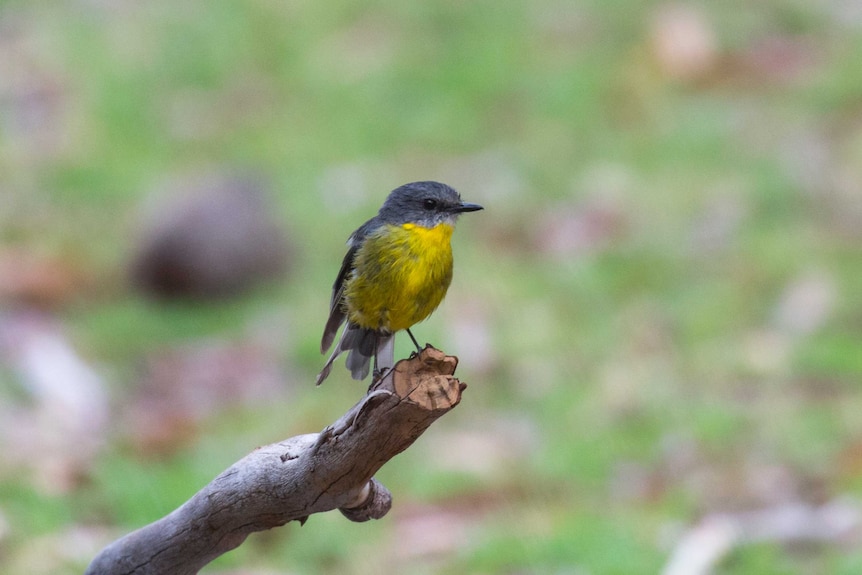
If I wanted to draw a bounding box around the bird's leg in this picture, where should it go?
[371,334,395,384]
[406,328,422,354]
[371,365,393,387]
[372,355,387,382]
[371,353,395,387]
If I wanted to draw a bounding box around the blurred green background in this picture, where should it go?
[1,0,862,573]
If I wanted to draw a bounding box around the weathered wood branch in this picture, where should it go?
[85,346,465,575]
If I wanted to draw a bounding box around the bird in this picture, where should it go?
[316,181,483,385]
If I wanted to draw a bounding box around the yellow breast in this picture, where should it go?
[345,222,454,332]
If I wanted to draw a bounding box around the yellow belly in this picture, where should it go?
[344,222,454,332]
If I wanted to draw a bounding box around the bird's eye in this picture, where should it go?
[423,198,438,210]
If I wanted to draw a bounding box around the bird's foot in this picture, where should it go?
[372,366,393,385]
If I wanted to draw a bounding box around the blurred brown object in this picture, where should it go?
[0,247,89,309]
[130,173,292,299]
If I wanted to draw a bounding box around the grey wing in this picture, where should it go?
[320,244,356,353]
[320,221,374,353]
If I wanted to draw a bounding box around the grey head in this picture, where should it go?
[377,181,483,228]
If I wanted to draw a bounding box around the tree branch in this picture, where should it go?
[85,346,465,575]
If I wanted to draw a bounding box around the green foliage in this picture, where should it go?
[2,0,862,573]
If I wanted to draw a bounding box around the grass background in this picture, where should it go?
[1,0,862,573]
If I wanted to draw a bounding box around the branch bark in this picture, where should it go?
[86,346,465,575]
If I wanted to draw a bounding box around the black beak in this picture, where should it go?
[453,201,483,213]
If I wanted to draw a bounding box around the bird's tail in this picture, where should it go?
[316,325,393,385]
